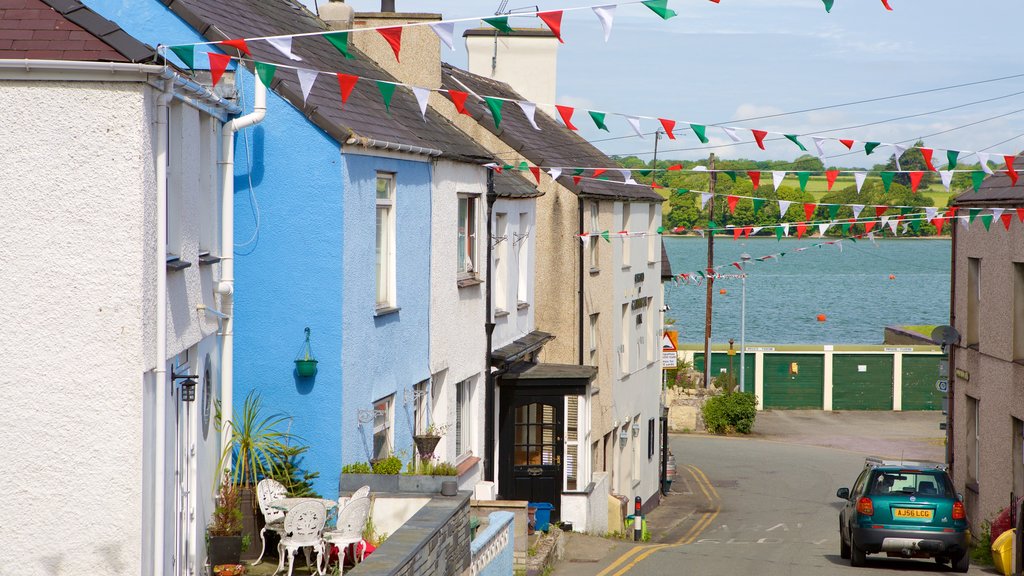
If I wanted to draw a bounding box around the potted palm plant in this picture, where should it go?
[207,475,243,567]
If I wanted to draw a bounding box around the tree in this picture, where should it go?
[883,140,934,188]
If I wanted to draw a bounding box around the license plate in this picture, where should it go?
[893,508,933,519]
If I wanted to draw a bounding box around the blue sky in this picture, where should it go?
[312,1,1024,168]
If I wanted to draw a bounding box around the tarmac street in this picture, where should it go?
[553,411,986,576]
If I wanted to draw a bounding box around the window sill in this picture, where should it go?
[456,456,480,478]
[374,306,401,317]
[589,267,601,276]
[621,265,632,271]
[517,301,529,311]
[457,277,483,288]
[632,479,641,489]
[166,256,192,271]
[495,309,510,319]
[198,252,222,266]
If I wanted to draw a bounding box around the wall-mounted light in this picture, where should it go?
[632,422,641,436]
[789,362,799,376]
[619,428,629,441]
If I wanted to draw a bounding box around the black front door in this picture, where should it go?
[501,396,563,512]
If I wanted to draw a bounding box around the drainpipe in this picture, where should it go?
[484,169,496,482]
[152,76,174,576]
[578,197,585,366]
[216,73,268,470]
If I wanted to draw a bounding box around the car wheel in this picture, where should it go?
[952,551,969,573]
[840,529,851,559]
[850,535,866,567]
[934,556,948,565]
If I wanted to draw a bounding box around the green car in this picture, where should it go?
[837,457,970,572]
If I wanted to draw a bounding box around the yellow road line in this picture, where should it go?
[689,464,719,501]
[684,465,711,500]
[593,546,649,576]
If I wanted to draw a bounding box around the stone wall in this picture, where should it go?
[466,511,515,576]
[470,500,528,569]
[666,387,718,433]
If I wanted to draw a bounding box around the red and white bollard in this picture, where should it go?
[634,496,643,541]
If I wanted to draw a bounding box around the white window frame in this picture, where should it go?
[458,194,479,279]
[412,381,428,436]
[376,173,397,310]
[198,114,218,254]
[647,203,658,264]
[589,201,600,270]
[373,395,394,460]
[167,101,183,258]
[455,378,473,460]
[494,212,508,312]
[516,212,530,308]
[565,395,581,491]
[589,313,599,359]
[631,416,640,486]
[620,303,630,375]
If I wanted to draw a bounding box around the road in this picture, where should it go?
[555,429,987,576]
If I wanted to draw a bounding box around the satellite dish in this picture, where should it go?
[930,325,961,353]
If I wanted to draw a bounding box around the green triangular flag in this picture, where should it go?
[797,172,810,192]
[696,270,706,278]
[376,81,396,112]
[708,220,718,230]
[573,168,584,176]
[850,236,858,243]
[169,45,195,70]
[723,170,737,182]
[601,230,611,243]
[691,123,709,144]
[589,110,610,132]
[981,214,993,230]
[822,0,835,12]
[657,226,665,234]
[947,150,959,170]
[502,164,513,170]
[483,16,514,33]
[775,226,783,240]
[880,171,895,192]
[642,0,678,20]
[972,171,985,192]
[785,134,807,152]
[255,62,276,88]
[674,188,690,196]
[865,142,881,155]
[598,175,610,181]
[752,198,766,214]
[779,252,787,257]
[841,221,851,234]
[324,32,355,59]
[484,97,504,128]
[519,162,529,171]
[637,169,652,177]
[900,207,912,216]
[827,204,839,219]
[910,219,922,232]
[969,208,980,222]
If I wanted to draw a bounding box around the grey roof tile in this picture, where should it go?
[952,153,1024,206]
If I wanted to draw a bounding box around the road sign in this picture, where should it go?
[662,330,678,369]
[936,379,949,393]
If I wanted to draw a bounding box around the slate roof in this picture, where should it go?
[952,153,1024,207]
[441,62,663,203]
[1,0,153,62]
[494,171,543,199]
[164,0,493,163]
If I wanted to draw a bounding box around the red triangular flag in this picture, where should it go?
[796,222,807,238]
[1005,155,1018,186]
[743,226,753,238]
[337,73,359,104]
[875,206,888,218]
[1017,208,1024,223]
[659,118,676,139]
[378,27,403,62]
[448,90,471,115]
[651,182,663,189]
[494,166,503,173]
[747,171,760,190]
[667,164,682,171]
[556,105,578,130]
[839,139,855,150]
[909,171,924,193]
[880,0,893,10]
[1002,213,1013,230]
[220,38,251,56]
[727,195,739,214]
[826,170,839,191]
[920,148,936,171]
[733,227,742,240]
[752,129,768,150]
[208,52,232,87]
[529,166,540,184]
[537,10,564,43]
[864,221,876,234]
[572,175,582,186]
[593,168,606,178]
[932,218,944,235]
[947,206,958,218]
[803,203,816,221]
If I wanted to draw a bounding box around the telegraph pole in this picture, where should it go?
[703,153,716,388]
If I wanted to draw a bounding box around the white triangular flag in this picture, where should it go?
[266,36,302,61]
[854,172,867,193]
[836,240,844,252]
[772,171,786,190]
[978,152,994,175]
[880,215,890,228]
[412,87,430,120]
[782,223,790,237]
[693,166,708,172]
[852,204,864,219]
[812,137,827,161]
[925,207,938,221]
[888,218,899,235]
[430,21,455,50]
[624,116,644,138]
[959,215,970,229]
[992,207,1005,221]
[700,193,712,210]
[548,167,563,181]
[891,144,907,171]
[867,232,877,245]
[778,199,792,216]
[580,234,589,248]
[752,227,763,236]
[618,169,636,185]
[593,5,616,42]
[296,68,319,103]
[517,101,540,130]
[818,222,830,236]
[722,126,742,143]
[901,221,910,234]
[939,170,954,190]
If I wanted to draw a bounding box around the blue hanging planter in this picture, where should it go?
[294,327,318,377]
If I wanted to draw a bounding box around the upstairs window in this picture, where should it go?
[967,257,980,347]
[458,195,478,277]
[376,174,396,309]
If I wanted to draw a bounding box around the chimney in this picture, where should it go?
[343,10,442,89]
[465,28,559,112]
[319,0,354,30]
[381,0,395,11]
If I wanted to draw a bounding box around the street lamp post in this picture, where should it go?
[739,253,751,393]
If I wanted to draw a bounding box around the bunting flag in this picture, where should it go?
[485,97,504,128]
[412,86,430,120]
[529,166,541,183]
[796,222,807,239]
[839,139,855,150]
[337,73,358,105]
[589,111,610,132]
[778,199,792,217]
[752,129,768,150]
[772,171,786,190]
[939,170,954,191]
[891,144,908,170]
[981,214,993,230]
[556,105,578,130]
[920,148,936,171]
[947,150,960,171]
[691,124,709,144]
[377,27,403,62]
[822,0,835,13]
[430,21,456,50]
[624,116,643,138]
[548,167,563,181]
[803,202,816,221]
[448,90,471,115]
[208,52,231,87]
[727,195,739,214]
[324,31,355,59]
[851,204,865,219]
[854,172,867,193]
[826,170,839,191]
[887,217,899,235]
[747,171,760,190]
[880,171,895,193]
[969,170,984,192]
[255,61,276,87]
[797,172,810,192]
[752,197,766,214]
[169,45,195,70]
[864,220,877,234]
[297,69,319,103]
[593,5,616,42]
[828,204,840,219]
[969,208,981,223]
[659,118,676,139]
[483,16,514,33]
[978,152,993,175]
[1002,213,1014,230]
[700,193,712,210]
[881,0,894,10]
[642,0,678,19]
[865,142,881,155]
[572,175,582,186]
[908,171,923,193]
[1018,208,1024,223]
[875,205,888,218]
[602,230,611,243]
[266,36,302,61]
[723,126,742,143]
[992,208,1006,222]
[775,226,784,240]
[516,101,540,130]
[220,38,251,56]
[818,222,831,235]
[538,10,565,42]
[813,137,827,161]
[1006,155,1019,186]
[785,134,807,152]
[376,81,396,112]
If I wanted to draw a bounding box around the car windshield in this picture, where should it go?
[868,470,953,497]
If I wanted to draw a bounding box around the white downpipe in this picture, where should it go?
[217,73,267,470]
[153,77,174,576]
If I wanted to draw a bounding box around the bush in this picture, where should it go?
[702,391,757,435]
[341,462,372,474]
[970,520,993,566]
[371,456,403,475]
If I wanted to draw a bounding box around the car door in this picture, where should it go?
[842,469,869,541]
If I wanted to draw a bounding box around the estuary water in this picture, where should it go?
[663,236,951,345]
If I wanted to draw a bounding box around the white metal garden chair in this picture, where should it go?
[255,478,288,565]
[336,485,371,512]
[274,500,327,576]
[322,496,372,572]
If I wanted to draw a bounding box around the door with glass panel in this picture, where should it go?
[509,400,563,511]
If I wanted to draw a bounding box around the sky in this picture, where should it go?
[306,0,1024,168]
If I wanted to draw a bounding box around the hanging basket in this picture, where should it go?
[294,327,318,377]
[413,435,441,459]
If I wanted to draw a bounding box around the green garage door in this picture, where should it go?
[693,353,755,391]
[832,354,894,410]
[763,354,824,409]
[901,355,945,411]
